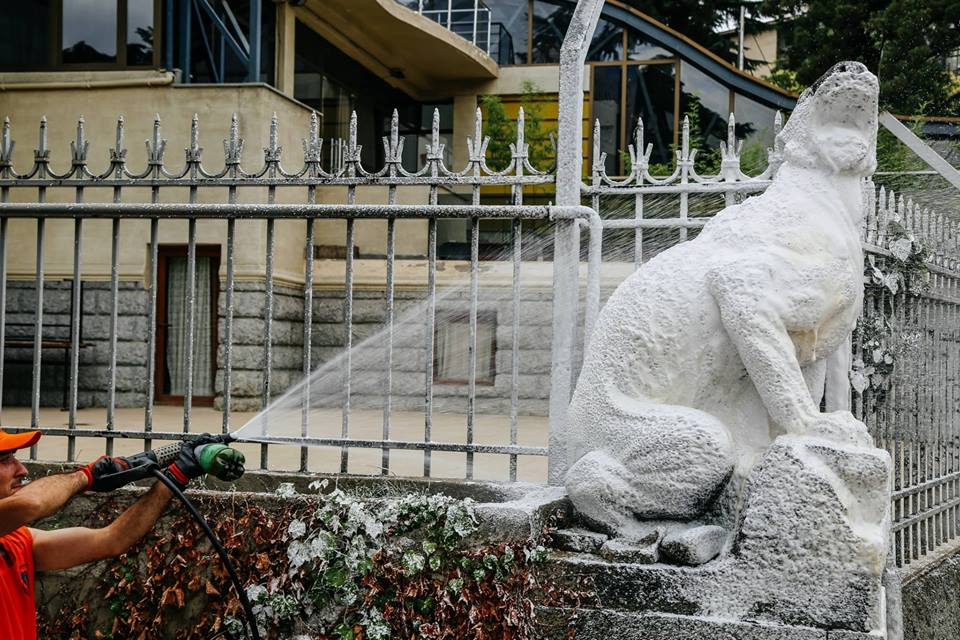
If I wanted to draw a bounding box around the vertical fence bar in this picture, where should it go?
[223,216,235,432]
[184,217,197,432]
[106,219,120,455]
[68,216,82,461]
[466,216,479,479]
[67,147,85,455]
[633,118,645,268]
[382,111,399,476]
[261,217,274,468]
[549,0,602,483]
[302,214,314,473]
[0,217,6,422]
[678,116,690,243]
[30,118,49,453]
[509,217,521,481]
[31,218,44,439]
[382,217,396,475]
[145,217,158,450]
[340,217,354,473]
[260,117,278,468]
[424,217,437,477]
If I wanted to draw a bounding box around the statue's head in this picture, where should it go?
[777,61,879,176]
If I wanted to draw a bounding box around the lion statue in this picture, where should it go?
[565,61,880,541]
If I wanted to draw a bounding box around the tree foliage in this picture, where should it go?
[481,81,555,172]
[760,0,960,116]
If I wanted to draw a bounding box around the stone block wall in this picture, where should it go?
[2,280,151,409]
[2,278,569,418]
[218,283,558,416]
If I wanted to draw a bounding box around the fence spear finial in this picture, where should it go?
[517,106,526,148]
[467,107,486,166]
[390,108,399,151]
[270,112,279,150]
[38,115,48,156]
[152,113,162,151]
[428,107,442,170]
[71,115,88,166]
[146,113,166,167]
[592,119,602,174]
[348,110,358,153]
[109,115,127,171]
[264,112,282,164]
[115,115,125,151]
[302,111,323,164]
[224,113,244,165]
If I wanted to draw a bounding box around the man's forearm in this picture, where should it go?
[103,481,173,556]
[0,470,87,536]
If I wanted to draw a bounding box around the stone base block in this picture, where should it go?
[535,607,878,639]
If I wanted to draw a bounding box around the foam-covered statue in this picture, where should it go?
[563,62,895,635]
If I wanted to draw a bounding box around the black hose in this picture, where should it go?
[151,468,261,640]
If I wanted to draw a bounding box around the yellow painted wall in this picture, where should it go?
[0,83,431,286]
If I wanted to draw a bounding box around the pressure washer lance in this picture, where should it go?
[93,435,246,488]
[135,438,245,482]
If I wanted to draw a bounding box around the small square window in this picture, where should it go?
[434,311,497,385]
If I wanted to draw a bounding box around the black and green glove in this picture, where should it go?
[163,441,207,490]
[80,455,137,492]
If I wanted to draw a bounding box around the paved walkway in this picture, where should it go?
[2,405,549,483]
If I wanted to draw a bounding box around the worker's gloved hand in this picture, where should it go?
[79,455,134,492]
[163,441,206,490]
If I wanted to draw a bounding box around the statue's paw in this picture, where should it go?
[659,524,728,566]
[805,411,873,448]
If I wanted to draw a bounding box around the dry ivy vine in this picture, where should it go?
[36,485,580,640]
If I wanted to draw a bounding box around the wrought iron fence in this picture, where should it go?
[0,108,576,482]
[857,186,960,570]
[1,105,958,571]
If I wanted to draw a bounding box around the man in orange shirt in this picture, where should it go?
[0,429,206,640]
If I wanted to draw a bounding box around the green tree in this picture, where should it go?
[760,0,960,116]
[479,94,514,171]
[480,82,555,172]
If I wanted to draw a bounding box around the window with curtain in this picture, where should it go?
[165,256,214,397]
[434,312,497,384]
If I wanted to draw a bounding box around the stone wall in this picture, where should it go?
[218,283,558,416]
[902,551,960,640]
[3,278,562,417]
[2,280,150,408]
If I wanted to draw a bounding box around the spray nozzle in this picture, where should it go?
[195,443,246,482]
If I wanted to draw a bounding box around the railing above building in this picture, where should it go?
[397,0,512,64]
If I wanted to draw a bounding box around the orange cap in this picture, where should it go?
[0,430,41,454]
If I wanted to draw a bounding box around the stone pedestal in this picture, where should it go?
[541,436,894,638]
